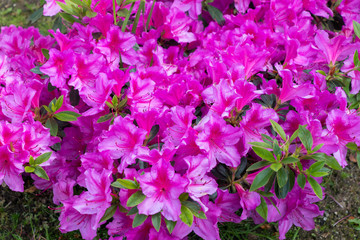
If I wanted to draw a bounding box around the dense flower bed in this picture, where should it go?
[1,0,360,239]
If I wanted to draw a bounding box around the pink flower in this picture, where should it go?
[137,160,188,221]
[195,113,243,168]
[98,116,147,172]
[43,0,64,16]
[0,145,27,192]
[40,49,74,88]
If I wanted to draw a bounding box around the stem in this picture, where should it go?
[113,0,117,24]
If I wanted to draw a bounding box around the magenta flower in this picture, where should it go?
[235,183,261,221]
[40,49,74,88]
[0,145,27,192]
[195,113,243,168]
[98,116,147,172]
[96,26,138,67]
[137,160,188,221]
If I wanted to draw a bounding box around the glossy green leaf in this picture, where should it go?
[132,213,148,228]
[152,213,161,232]
[276,167,288,188]
[164,219,177,234]
[307,176,323,199]
[289,129,299,143]
[34,166,50,180]
[54,111,81,122]
[246,161,272,172]
[249,142,272,149]
[35,152,52,165]
[179,205,194,227]
[256,197,268,220]
[127,191,146,207]
[250,167,274,191]
[97,114,113,123]
[270,119,287,141]
[354,50,360,67]
[308,161,325,173]
[311,143,324,153]
[207,5,225,25]
[100,205,117,223]
[297,173,306,189]
[25,166,35,173]
[30,66,43,75]
[252,147,276,162]
[270,163,282,172]
[41,48,50,60]
[298,125,313,152]
[281,156,299,164]
[113,179,139,189]
[353,20,360,39]
[45,118,58,137]
[347,142,358,151]
[127,206,138,216]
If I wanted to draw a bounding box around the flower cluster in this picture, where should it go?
[1,0,360,239]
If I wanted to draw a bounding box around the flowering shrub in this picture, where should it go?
[1,0,360,239]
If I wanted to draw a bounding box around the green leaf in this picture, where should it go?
[346,142,358,151]
[281,156,299,164]
[261,134,274,146]
[41,48,50,60]
[273,140,282,160]
[256,197,268,220]
[179,205,194,227]
[249,142,272,149]
[179,193,189,202]
[309,153,342,170]
[127,206,138,216]
[207,5,225,25]
[311,143,324,153]
[182,201,206,219]
[30,66,43,75]
[35,152,52,165]
[100,205,117,223]
[307,176,323,199]
[121,2,135,32]
[132,213,148,228]
[146,0,156,31]
[29,7,43,23]
[289,129,299,143]
[297,173,306,189]
[298,125,313,152]
[357,152,360,169]
[45,118,58,137]
[34,166,50,180]
[316,70,327,76]
[310,171,329,177]
[252,147,276,162]
[354,50,360,67]
[112,95,119,107]
[308,161,325,173]
[114,179,139,189]
[127,191,146,207]
[270,119,287,141]
[250,167,274,191]
[54,111,81,122]
[25,166,35,173]
[57,1,79,16]
[353,20,360,39]
[132,0,145,34]
[29,156,35,166]
[276,167,288,188]
[55,96,64,112]
[246,161,271,172]
[270,163,282,172]
[152,213,161,232]
[59,12,82,23]
[97,114,113,123]
[164,219,177,234]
